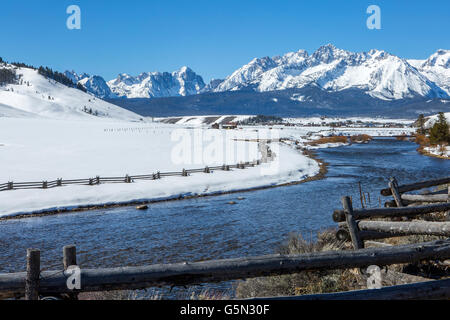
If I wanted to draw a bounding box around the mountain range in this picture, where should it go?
[68,45,450,102]
[2,44,446,119]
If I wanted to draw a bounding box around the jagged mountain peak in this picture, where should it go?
[423,49,450,68]
[107,67,206,99]
[64,70,116,99]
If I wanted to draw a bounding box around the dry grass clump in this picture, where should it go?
[307,136,348,146]
[350,134,372,143]
[414,134,434,156]
[396,134,410,141]
[79,290,142,300]
[234,230,365,299]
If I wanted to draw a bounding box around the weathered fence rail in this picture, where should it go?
[401,194,448,203]
[333,202,450,222]
[380,176,450,196]
[1,239,449,300]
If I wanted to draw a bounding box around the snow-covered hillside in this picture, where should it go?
[424,111,450,128]
[0,64,142,121]
[107,66,206,98]
[214,45,449,101]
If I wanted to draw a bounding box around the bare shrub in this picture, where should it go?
[350,134,372,143]
[307,136,348,146]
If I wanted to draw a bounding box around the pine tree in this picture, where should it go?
[416,114,426,135]
[429,112,450,144]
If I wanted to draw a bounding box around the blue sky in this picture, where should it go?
[1,0,449,82]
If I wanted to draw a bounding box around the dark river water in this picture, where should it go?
[0,138,449,298]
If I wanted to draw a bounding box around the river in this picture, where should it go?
[0,138,449,298]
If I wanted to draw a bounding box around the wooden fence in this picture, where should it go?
[0,161,262,193]
[1,176,449,300]
[0,239,449,300]
[334,176,450,249]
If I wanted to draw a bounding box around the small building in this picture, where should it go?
[222,122,238,130]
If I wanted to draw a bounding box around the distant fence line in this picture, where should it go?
[0,161,265,193]
[1,140,278,193]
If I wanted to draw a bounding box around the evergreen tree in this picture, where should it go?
[416,114,426,135]
[429,112,450,144]
[0,68,17,85]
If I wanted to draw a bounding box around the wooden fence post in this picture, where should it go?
[342,196,364,249]
[25,249,40,300]
[389,177,404,207]
[63,245,77,269]
[63,245,78,300]
[358,182,364,208]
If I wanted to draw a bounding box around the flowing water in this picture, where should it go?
[0,138,449,297]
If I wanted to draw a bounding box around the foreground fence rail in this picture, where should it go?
[255,278,450,300]
[1,239,449,300]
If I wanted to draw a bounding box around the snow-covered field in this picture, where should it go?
[0,118,319,218]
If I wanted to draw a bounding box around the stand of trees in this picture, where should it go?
[38,66,74,87]
[239,115,284,125]
[0,68,17,86]
[429,112,450,145]
[416,112,450,146]
[11,62,36,69]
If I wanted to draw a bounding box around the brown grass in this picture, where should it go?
[396,134,409,141]
[306,136,348,146]
[234,230,366,299]
[350,134,372,143]
[414,134,430,146]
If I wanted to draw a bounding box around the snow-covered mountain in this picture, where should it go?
[64,71,117,99]
[213,45,449,101]
[107,66,206,99]
[408,49,450,96]
[0,64,142,121]
[62,46,448,103]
